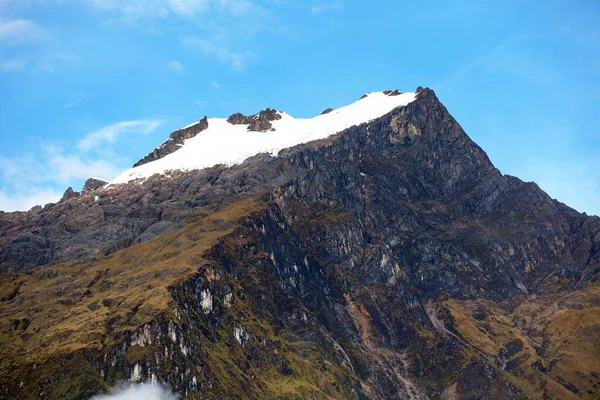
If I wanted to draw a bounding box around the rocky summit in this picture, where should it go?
[0,88,599,400]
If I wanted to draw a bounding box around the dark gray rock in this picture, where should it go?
[60,187,79,202]
[82,178,107,193]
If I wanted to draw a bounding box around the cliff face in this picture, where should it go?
[1,89,599,399]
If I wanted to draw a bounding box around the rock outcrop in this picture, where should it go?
[82,177,107,193]
[227,108,282,132]
[60,187,79,202]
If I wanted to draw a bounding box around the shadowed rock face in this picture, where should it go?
[132,116,209,167]
[1,88,599,399]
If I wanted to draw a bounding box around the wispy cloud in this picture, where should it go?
[0,147,123,211]
[436,35,560,90]
[0,58,25,71]
[311,1,344,14]
[63,93,85,108]
[0,19,51,44]
[183,36,255,70]
[0,118,163,211]
[34,53,76,73]
[167,59,185,73]
[0,18,53,72]
[78,120,162,152]
[209,80,220,89]
[0,189,64,212]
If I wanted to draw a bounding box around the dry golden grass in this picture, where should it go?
[444,280,600,400]
[0,198,265,369]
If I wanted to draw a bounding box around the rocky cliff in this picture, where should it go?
[1,88,599,399]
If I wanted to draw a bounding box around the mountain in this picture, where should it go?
[1,88,599,400]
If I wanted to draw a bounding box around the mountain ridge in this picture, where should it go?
[1,87,599,399]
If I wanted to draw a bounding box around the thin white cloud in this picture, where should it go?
[34,53,76,73]
[79,0,210,20]
[0,189,64,212]
[311,1,344,13]
[0,118,165,211]
[63,93,85,108]
[0,148,122,189]
[209,80,220,89]
[167,59,185,73]
[436,35,560,90]
[0,58,25,71]
[0,147,124,211]
[0,19,51,44]
[183,36,255,70]
[78,120,162,152]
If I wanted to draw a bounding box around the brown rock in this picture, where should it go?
[383,89,401,96]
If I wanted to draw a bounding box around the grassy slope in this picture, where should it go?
[442,279,600,399]
[0,198,361,400]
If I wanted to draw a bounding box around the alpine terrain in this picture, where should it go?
[0,87,599,400]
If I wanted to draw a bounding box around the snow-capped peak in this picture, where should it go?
[109,90,416,185]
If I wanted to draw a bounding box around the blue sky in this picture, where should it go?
[0,0,598,215]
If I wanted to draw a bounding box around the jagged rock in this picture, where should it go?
[321,108,334,115]
[133,116,209,167]
[28,205,42,213]
[60,187,79,202]
[383,89,401,96]
[360,93,368,99]
[226,112,250,125]
[82,178,107,193]
[227,108,282,132]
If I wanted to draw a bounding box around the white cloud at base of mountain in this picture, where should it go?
[90,382,180,400]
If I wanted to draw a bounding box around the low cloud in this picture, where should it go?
[0,119,161,212]
[90,382,180,400]
[0,189,64,212]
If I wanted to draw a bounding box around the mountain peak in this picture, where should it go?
[112,89,419,185]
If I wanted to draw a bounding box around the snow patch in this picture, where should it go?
[199,288,213,314]
[234,325,250,346]
[110,91,416,184]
